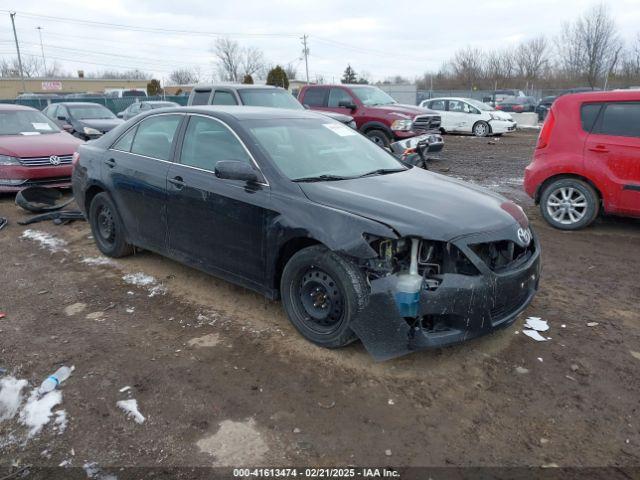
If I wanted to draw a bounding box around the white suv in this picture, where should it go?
[419,97,516,137]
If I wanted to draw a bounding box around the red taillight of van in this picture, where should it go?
[536,109,555,149]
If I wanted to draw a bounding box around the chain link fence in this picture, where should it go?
[0,95,189,113]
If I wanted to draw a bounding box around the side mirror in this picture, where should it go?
[338,100,357,111]
[62,124,74,133]
[57,115,67,121]
[117,112,124,118]
[215,160,259,183]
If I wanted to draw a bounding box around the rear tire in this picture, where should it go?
[366,129,391,148]
[88,192,134,257]
[280,245,369,348]
[540,178,599,230]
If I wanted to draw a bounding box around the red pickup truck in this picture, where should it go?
[298,84,442,149]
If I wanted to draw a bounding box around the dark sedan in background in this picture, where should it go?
[42,102,123,140]
[117,100,179,120]
[72,106,540,360]
[495,96,537,113]
[0,104,82,191]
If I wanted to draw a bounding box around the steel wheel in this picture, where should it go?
[96,204,116,245]
[545,186,587,225]
[297,267,344,333]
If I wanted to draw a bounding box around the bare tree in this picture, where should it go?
[515,36,548,82]
[557,3,622,87]
[212,38,266,82]
[168,67,201,85]
[450,46,484,89]
[241,46,265,79]
[86,69,151,80]
[484,48,516,87]
[284,62,298,80]
[0,56,40,78]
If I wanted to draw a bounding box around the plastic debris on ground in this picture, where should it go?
[522,316,551,342]
[117,399,145,424]
[523,329,547,342]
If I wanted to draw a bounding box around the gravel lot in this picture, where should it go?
[1,130,639,478]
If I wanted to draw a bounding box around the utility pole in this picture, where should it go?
[36,26,47,76]
[301,34,309,84]
[9,12,26,93]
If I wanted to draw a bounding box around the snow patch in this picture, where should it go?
[0,376,28,421]
[81,256,116,266]
[524,317,549,332]
[21,229,68,252]
[53,409,67,434]
[122,273,167,297]
[20,390,62,437]
[117,399,145,424]
[523,329,547,342]
[84,462,118,480]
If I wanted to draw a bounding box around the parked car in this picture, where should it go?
[493,89,526,104]
[72,106,540,360]
[524,90,640,230]
[419,97,516,137]
[298,84,443,149]
[104,89,147,98]
[0,104,82,192]
[117,101,179,120]
[187,84,357,129]
[536,96,557,121]
[42,102,123,140]
[496,96,537,113]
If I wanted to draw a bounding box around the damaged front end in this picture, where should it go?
[351,227,541,361]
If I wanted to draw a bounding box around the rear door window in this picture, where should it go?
[190,89,212,105]
[130,114,182,160]
[594,102,640,138]
[581,103,602,132]
[302,88,327,107]
[429,100,446,111]
[211,91,238,105]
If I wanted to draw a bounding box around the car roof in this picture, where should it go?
[192,84,284,91]
[555,90,640,106]
[141,100,177,104]
[424,97,477,102]
[0,103,38,111]
[161,105,325,120]
[55,102,110,107]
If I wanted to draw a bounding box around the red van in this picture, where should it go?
[524,91,640,229]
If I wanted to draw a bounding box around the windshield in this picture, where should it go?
[350,86,397,106]
[0,110,61,135]
[69,105,116,120]
[239,89,304,110]
[245,118,406,180]
[466,99,494,111]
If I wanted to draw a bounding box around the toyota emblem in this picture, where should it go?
[49,155,61,166]
[517,227,532,247]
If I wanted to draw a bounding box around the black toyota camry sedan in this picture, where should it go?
[72,106,540,360]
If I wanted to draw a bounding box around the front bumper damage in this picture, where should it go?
[350,231,541,361]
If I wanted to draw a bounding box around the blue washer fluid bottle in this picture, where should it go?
[394,238,422,317]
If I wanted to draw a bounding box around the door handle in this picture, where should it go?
[104,158,116,168]
[168,176,185,190]
[588,144,609,153]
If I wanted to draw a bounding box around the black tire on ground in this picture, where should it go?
[366,129,391,148]
[539,178,599,230]
[472,120,491,137]
[280,245,369,348]
[88,192,134,257]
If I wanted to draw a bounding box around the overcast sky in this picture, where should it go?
[1,0,639,84]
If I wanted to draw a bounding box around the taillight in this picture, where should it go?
[513,105,524,112]
[72,151,80,168]
[495,105,503,110]
[536,109,555,149]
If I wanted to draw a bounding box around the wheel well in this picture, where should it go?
[473,120,491,133]
[360,123,392,138]
[85,185,105,214]
[274,237,321,293]
[535,174,603,205]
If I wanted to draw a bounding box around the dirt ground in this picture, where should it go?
[1,130,639,477]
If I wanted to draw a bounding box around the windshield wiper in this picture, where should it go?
[292,174,353,182]
[356,168,406,178]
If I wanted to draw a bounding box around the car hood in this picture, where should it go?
[0,132,83,157]
[370,103,437,118]
[491,110,514,121]
[299,167,525,241]
[76,118,124,132]
[317,111,353,123]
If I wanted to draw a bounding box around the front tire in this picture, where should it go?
[280,245,369,348]
[366,129,391,148]
[540,178,599,230]
[472,121,491,137]
[88,192,134,257]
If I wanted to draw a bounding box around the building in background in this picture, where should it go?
[0,78,151,99]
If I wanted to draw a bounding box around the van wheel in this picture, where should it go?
[472,121,491,137]
[280,245,369,348]
[366,129,391,148]
[540,178,599,230]
[88,192,134,257]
